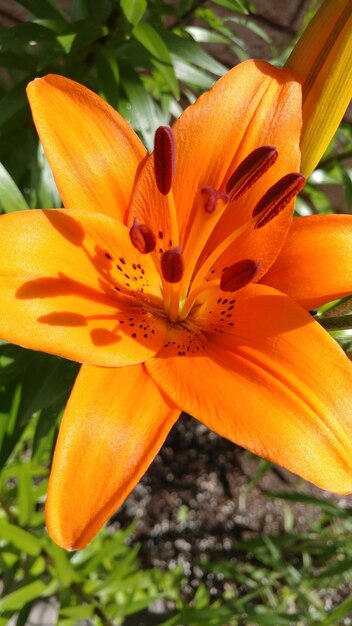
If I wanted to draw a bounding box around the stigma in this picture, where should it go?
[201,187,229,214]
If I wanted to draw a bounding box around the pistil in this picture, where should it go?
[201,187,229,214]
[179,186,230,303]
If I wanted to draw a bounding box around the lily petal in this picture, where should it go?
[46,363,179,549]
[174,60,301,247]
[0,209,166,365]
[261,214,352,309]
[27,75,147,221]
[129,60,302,280]
[147,284,352,493]
[286,0,352,176]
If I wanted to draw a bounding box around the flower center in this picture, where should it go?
[130,126,305,325]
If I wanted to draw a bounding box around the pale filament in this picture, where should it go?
[186,215,256,299]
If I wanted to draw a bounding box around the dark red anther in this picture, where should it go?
[220,259,258,292]
[226,146,278,201]
[154,126,176,195]
[201,186,229,214]
[129,219,156,254]
[161,247,184,283]
[253,173,306,229]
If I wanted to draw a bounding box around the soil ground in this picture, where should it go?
[118,415,349,570]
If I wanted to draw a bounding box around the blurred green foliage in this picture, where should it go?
[1,0,352,624]
[0,0,260,171]
[3,429,352,625]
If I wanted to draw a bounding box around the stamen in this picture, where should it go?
[129,219,156,254]
[161,247,184,283]
[220,259,259,292]
[226,146,278,201]
[179,186,230,304]
[154,126,176,195]
[201,186,229,214]
[253,173,306,228]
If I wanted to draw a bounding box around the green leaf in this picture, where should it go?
[309,168,341,184]
[18,463,34,526]
[0,162,29,213]
[46,542,80,586]
[177,604,237,624]
[0,383,22,469]
[321,597,352,625]
[0,580,47,612]
[0,520,41,556]
[95,47,120,106]
[162,30,226,75]
[265,490,352,518]
[132,22,170,61]
[341,167,352,211]
[88,545,140,593]
[186,26,229,44]
[70,0,113,21]
[0,51,37,72]
[56,33,76,53]
[119,67,159,150]
[195,6,226,30]
[59,605,94,619]
[193,583,210,609]
[226,15,273,45]
[314,557,352,581]
[245,612,301,625]
[18,354,78,426]
[173,59,214,89]
[212,0,249,11]
[79,541,128,575]
[15,0,67,24]
[35,142,61,208]
[132,22,179,98]
[70,20,108,54]
[0,345,31,386]
[32,407,59,461]
[121,0,147,25]
[0,84,27,129]
[0,22,56,51]
[319,314,352,331]
[303,181,333,213]
[14,603,34,626]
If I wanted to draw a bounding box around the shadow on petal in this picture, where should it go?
[37,312,87,326]
[16,274,116,307]
[43,210,85,246]
[90,328,122,346]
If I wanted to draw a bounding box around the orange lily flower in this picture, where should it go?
[1,58,352,550]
